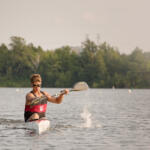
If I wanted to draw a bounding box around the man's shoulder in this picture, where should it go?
[41,91,47,94]
[41,91,51,97]
[26,92,34,98]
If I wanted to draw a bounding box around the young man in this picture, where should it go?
[24,74,69,122]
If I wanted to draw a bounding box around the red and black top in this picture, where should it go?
[24,91,47,122]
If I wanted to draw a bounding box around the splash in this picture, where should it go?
[81,106,92,128]
[16,88,20,92]
[128,89,132,93]
[80,106,101,128]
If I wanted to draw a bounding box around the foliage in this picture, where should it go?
[0,36,150,88]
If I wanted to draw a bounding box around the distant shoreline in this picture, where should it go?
[0,36,150,88]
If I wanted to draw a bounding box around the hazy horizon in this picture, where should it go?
[0,0,150,54]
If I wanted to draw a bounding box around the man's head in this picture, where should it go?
[30,74,42,88]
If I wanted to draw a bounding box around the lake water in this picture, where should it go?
[0,88,150,150]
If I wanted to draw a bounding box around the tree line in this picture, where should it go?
[0,36,150,88]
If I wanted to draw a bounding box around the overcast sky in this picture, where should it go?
[0,0,150,54]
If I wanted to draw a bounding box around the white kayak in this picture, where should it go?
[25,119,50,134]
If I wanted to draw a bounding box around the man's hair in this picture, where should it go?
[30,74,42,83]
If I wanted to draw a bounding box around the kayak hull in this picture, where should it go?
[25,119,50,134]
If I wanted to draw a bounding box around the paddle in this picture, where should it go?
[52,81,89,97]
[30,81,89,105]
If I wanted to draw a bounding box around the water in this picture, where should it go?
[0,88,150,150]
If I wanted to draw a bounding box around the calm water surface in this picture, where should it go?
[0,88,150,150]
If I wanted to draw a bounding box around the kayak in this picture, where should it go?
[25,119,50,134]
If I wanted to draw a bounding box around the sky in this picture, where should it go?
[0,0,150,54]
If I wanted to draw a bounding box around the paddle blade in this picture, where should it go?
[71,81,89,91]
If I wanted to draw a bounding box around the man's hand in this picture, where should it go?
[60,89,69,95]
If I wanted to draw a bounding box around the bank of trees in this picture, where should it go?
[0,36,150,88]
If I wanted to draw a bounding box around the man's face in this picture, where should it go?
[32,81,41,90]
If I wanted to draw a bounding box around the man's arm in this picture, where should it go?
[43,89,69,104]
[25,93,35,105]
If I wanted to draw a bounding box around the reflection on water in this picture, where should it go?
[0,88,150,150]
